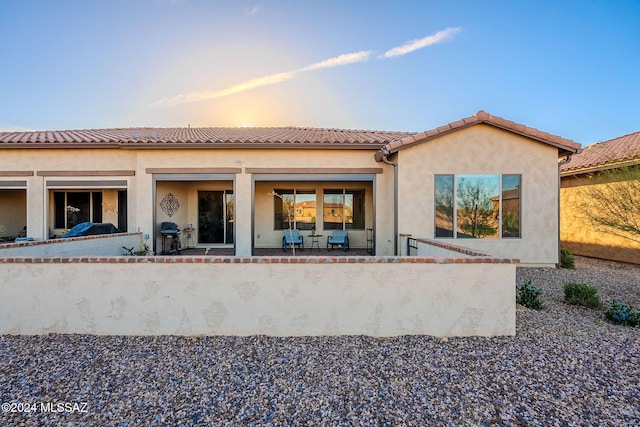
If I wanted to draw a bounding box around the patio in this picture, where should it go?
[179,247,372,256]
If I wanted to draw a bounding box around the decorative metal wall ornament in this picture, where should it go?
[160,193,180,217]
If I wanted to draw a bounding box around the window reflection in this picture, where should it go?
[294,192,316,230]
[456,175,499,238]
[324,189,365,230]
[434,174,520,239]
[274,189,316,230]
[434,175,454,237]
[501,175,521,238]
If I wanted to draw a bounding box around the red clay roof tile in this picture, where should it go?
[384,110,581,157]
[0,111,582,158]
[561,131,640,174]
[0,127,413,149]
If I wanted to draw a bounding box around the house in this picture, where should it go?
[0,111,580,265]
[560,131,640,264]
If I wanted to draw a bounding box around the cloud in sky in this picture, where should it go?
[246,5,261,16]
[153,50,373,107]
[152,27,460,107]
[382,27,462,58]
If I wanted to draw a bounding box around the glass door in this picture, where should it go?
[198,190,234,244]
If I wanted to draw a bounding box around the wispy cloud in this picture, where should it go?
[153,27,460,107]
[299,51,372,72]
[153,50,372,106]
[382,27,462,58]
[246,5,261,16]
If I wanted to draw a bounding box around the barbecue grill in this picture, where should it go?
[160,222,181,254]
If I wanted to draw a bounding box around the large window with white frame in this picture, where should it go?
[434,174,521,239]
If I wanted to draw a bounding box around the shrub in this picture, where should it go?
[122,245,150,256]
[605,301,640,326]
[563,283,601,308]
[560,249,575,269]
[517,279,544,310]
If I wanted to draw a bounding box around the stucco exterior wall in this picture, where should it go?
[47,188,122,237]
[137,149,392,254]
[396,125,560,265]
[0,129,562,261]
[0,149,135,240]
[0,147,394,254]
[0,233,141,256]
[254,181,374,249]
[0,257,516,337]
[561,176,640,264]
[0,148,136,171]
[155,181,190,250]
[0,190,26,237]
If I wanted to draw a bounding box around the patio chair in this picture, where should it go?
[327,230,349,252]
[282,229,304,251]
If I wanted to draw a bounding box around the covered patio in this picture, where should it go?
[179,247,371,256]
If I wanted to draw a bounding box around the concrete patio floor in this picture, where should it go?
[177,247,372,256]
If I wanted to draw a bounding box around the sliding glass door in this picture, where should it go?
[198,190,234,244]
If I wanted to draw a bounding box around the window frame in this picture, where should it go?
[53,191,103,229]
[434,174,521,239]
[323,188,366,231]
[273,189,317,231]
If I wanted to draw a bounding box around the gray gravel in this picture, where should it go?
[1,256,639,426]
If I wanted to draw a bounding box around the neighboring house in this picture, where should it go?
[0,111,580,265]
[560,131,640,264]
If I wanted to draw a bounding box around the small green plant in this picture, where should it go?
[0,223,6,238]
[516,279,544,310]
[605,301,640,326]
[563,283,601,309]
[560,249,575,269]
[122,245,150,256]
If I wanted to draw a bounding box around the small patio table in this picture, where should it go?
[308,234,323,250]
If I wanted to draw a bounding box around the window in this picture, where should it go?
[273,189,316,230]
[54,191,103,229]
[323,189,365,230]
[434,175,521,239]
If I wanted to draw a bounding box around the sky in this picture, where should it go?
[0,0,639,145]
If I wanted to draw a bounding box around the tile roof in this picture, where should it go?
[0,111,582,157]
[0,127,413,149]
[560,131,640,175]
[381,110,581,157]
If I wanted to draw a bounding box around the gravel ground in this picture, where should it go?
[1,256,639,426]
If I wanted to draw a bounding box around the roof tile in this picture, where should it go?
[0,111,583,158]
[383,110,581,156]
[561,131,640,174]
[0,127,414,149]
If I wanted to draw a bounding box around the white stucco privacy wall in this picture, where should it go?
[0,257,516,337]
[0,233,142,256]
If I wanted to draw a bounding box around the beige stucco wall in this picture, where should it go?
[0,148,136,171]
[0,147,394,254]
[1,130,560,261]
[156,180,234,250]
[0,190,26,237]
[254,181,374,249]
[561,176,640,264]
[0,259,516,337]
[47,188,121,237]
[0,148,135,240]
[0,233,141,256]
[396,125,561,265]
[137,149,393,255]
